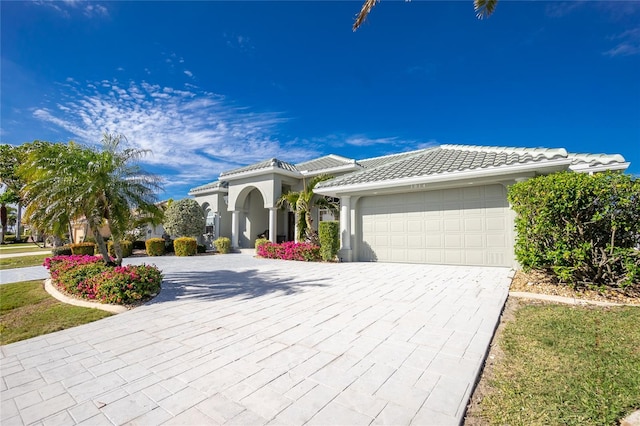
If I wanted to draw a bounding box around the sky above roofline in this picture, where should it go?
[1,1,638,199]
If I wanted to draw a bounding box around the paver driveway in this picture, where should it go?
[1,254,512,425]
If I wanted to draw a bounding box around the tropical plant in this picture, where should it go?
[319,221,340,261]
[18,134,163,266]
[353,0,498,30]
[163,198,206,238]
[276,174,338,243]
[0,189,20,244]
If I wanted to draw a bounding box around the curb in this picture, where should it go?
[509,291,640,307]
[44,279,128,314]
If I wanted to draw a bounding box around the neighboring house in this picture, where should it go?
[188,144,629,267]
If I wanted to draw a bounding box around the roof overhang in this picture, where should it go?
[220,166,302,182]
[299,163,363,177]
[569,162,630,174]
[314,158,573,197]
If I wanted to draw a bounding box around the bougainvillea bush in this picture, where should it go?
[256,241,321,261]
[44,255,162,305]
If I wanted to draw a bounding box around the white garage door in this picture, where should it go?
[359,184,514,267]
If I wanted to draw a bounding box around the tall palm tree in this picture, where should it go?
[0,189,20,244]
[19,134,163,265]
[277,174,338,243]
[353,0,498,31]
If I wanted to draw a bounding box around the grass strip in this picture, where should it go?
[0,245,49,254]
[0,280,112,344]
[0,254,50,270]
[480,303,640,425]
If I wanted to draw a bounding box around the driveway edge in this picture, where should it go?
[44,278,128,313]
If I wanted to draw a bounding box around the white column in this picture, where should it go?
[340,196,351,250]
[269,208,277,243]
[214,214,220,239]
[339,196,352,261]
[231,211,239,248]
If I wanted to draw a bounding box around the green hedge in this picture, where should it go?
[255,238,269,250]
[174,237,197,256]
[107,240,133,258]
[319,221,340,261]
[145,238,165,256]
[214,237,231,254]
[51,245,72,256]
[508,171,640,288]
[69,242,95,256]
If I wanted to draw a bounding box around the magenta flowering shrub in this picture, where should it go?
[43,255,162,305]
[256,241,321,262]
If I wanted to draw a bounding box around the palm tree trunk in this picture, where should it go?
[16,203,22,242]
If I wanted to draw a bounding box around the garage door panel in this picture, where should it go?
[359,184,514,266]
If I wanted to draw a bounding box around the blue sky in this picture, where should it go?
[2,1,639,200]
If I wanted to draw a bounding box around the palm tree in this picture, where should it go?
[353,0,498,31]
[19,134,163,265]
[277,174,338,244]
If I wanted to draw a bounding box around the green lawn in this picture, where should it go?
[479,303,640,425]
[0,254,50,270]
[0,243,48,254]
[0,280,112,345]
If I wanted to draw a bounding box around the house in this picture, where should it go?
[188,144,629,267]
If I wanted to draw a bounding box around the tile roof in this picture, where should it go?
[357,149,428,169]
[219,158,299,178]
[296,155,357,172]
[568,152,627,166]
[188,180,228,195]
[316,145,571,188]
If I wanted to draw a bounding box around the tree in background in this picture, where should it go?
[353,0,498,31]
[163,198,206,238]
[0,189,20,244]
[0,144,28,241]
[18,134,163,265]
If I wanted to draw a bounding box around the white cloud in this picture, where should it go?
[184,70,193,78]
[34,0,109,18]
[604,28,640,57]
[31,79,319,192]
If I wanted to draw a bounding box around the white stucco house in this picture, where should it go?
[188,144,629,267]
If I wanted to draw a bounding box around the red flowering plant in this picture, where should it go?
[43,256,162,305]
[256,241,321,261]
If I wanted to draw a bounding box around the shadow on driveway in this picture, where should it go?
[149,268,330,303]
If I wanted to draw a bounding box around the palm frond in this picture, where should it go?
[474,0,498,19]
[353,0,380,31]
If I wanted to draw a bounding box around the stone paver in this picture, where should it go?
[0,254,512,425]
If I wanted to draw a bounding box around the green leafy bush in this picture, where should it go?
[69,242,96,256]
[174,237,197,256]
[145,238,165,256]
[163,198,206,238]
[508,171,640,288]
[255,238,269,250]
[319,221,340,261]
[214,237,231,254]
[51,246,72,256]
[107,240,133,258]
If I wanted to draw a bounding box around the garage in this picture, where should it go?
[358,184,514,267]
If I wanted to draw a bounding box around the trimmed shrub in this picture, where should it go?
[255,238,269,250]
[319,221,340,261]
[70,242,96,256]
[108,240,133,258]
[174,237,197,256]
[163,198,206,238]
[214,237,231,254]
[257,241,321,261]
[197,244,207,254]
[145,238,165,256]
[51,245,72,256]
[508,171,640,288]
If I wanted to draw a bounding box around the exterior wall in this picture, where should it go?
[240,189,268,248]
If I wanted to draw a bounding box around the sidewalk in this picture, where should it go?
[0,250,51,259]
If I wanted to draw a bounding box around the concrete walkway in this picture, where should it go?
[1,255,512,425]
[0,251,51,259]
